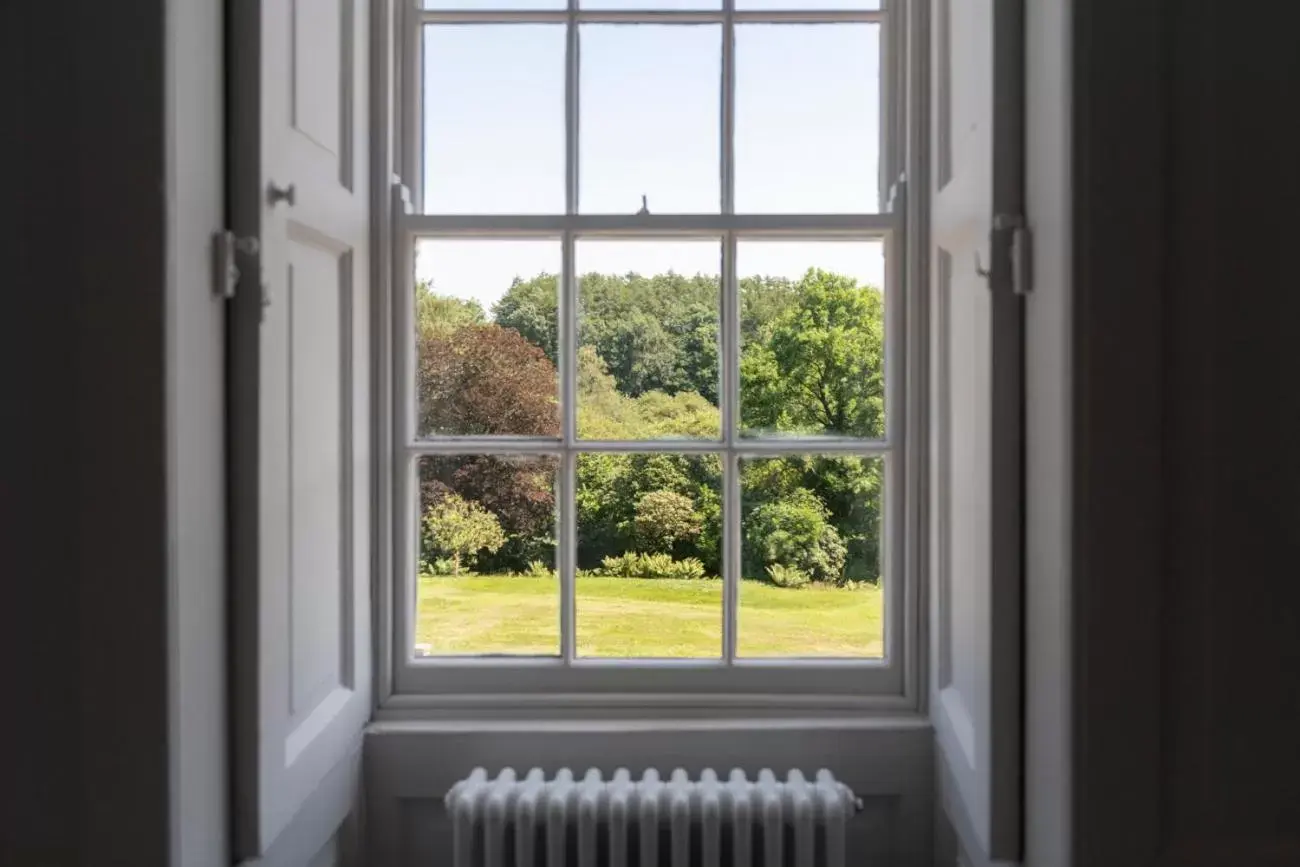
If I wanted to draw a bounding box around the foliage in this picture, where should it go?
[417,320,558,437]
[598,553,708,581]
[743,488,847,584]
[422,493,507,575]
[415,282,485,336]
[633,491,703,553]
[417,267,886,583]
[490,274,559,360]
[427,557,457,577]
[740,269,884,438]
[524,560,556,580]
[766,563,811,589]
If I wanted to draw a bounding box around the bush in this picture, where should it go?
[422,493,507,575]
[744,488,847,583]
[633,490,702,553]
[766,563,811,588]
[524,560,555,579]
[598,552,708,580]
[427,557,457,576]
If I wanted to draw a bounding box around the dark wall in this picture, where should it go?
[1,3,173,866]
[1073,1,1300,864]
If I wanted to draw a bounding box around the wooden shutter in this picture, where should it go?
[229,0,372,861]
[928,0,1025,861]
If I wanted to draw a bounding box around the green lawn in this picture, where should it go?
[416,574,883,658]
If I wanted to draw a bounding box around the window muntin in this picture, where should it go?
[394,0,907,698]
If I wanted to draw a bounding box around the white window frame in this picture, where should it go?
[377,0,923,714]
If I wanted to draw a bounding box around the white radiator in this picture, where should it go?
[445,767,862,867]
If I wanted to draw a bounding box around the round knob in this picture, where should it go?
[267,182,296,207]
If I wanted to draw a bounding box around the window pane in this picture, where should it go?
[423,25,564,213]
[580,26,720,214]
[577,454,723,657]
[739,455,883,657]
[424,0,564,8]
[416,455,560,656]
[735,24,880,212]
[583,0,719,9]
[737,240,885,438]
[416,240,560,437]
[576,241,721,440]
[737,0,880,8]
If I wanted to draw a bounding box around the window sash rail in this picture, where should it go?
[403,437,894,455]
[419,9,887,26]
[402,213,900,239]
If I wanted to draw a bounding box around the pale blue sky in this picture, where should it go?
[417,19,884,309]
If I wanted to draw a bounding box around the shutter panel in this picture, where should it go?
[229,0,372,860]
[928,0,1024,861]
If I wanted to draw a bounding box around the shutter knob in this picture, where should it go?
[267,181,296,207]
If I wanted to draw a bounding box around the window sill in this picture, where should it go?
[371,691,922,724]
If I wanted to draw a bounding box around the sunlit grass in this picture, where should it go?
[416,574,883,658]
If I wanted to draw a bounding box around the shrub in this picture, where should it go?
[524,560,555,579]
[633,490,702,553]
[421,493,506,575]
[428,557,457,577]
[766,563,811,588]
[598,552,708,580]
[744,488,847,583]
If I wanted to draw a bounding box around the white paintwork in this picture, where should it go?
[233,0,372,857]
[389,0,916,704]
[1022,0,1072,862]
[165,0,229,863]
[927,0,1023,861]
[446,766,856,867]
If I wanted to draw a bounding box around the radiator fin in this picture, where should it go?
[445,767,859,867]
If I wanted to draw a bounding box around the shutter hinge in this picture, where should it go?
[211,230,260,300]
[992,213,1033,296]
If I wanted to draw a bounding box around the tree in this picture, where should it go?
[417,321,560,569]
[743,488,847,584]
[422,493,506,575]
[633,491,702,554]
[741,269,884,438]
[415,284,485,336]
[417,322,558,437]
[492,274,559,361]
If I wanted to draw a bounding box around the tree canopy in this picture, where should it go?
[417,265,885,584]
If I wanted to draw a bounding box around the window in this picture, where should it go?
[389,0,914,702]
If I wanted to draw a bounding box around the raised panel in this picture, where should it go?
[927,0,1022,860]
[285,235,353,720]
[292,0,343,155]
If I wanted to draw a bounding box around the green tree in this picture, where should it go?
[741,269,884,437]
[422,493,507,575]
[415,283,485,336]
[492,274,559,361]
[633,491,703,554]
[743,487,847,584]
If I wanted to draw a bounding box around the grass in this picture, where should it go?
[416,573,883,658]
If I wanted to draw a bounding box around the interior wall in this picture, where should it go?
[0,2,227,866]
[1072,0,1300,864]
